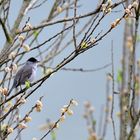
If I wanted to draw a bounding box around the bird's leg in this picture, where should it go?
[19,85,22,91]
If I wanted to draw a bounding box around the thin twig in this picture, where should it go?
[61,63,111,72]
[110,40,117,140]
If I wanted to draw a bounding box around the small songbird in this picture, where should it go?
[8,57,39,95]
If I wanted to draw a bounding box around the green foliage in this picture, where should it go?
[135,82,139,91]
[51,131,56,140]
[137,35,140,42]
[117,69,122,83]
[25,80,31,89]
[33,30,39,39]
[81,41,88,49]
[92,120,96,126]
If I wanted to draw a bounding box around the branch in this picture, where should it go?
[16,0,126,34]
[0,18,11,43]
[61,63,111,72]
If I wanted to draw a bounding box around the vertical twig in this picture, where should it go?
[111,40,117,140]
[73,0,77,50]
[102,74,110,139]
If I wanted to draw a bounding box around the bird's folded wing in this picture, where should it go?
[20,66,33,83]
[14,66,33,87]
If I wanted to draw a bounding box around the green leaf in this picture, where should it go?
[51,131,56,140]
[135,82,139,91]
[81,41,88,49]
[92,120,96,126]
[33,30,39,39]
[25,81,30,89]
[117,70,122,83]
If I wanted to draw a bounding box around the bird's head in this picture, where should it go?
[26,57,40,66]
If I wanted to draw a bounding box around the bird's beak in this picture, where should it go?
[36,59,40,63]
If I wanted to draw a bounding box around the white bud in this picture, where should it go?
[71,99,78,106]
[115,18,120,25]
[60,115,66,122]
[24,23,32,30]
[18,35,25,42]
[0,87,3,93]
[9,52,16,59]
[12,63,18,73]
[55,123,59,128]
[108,0,112,5]
[36,100,43,108]
[90,38,96,43]
[5,67,11,73]
[67,109,73,116]
[25,116,32,122]
[3,88,8,96]
[84,101,91,108]
[18,122,28,129]
[102,4,107,12]
[35,106,42,112]
[107,8,112,13]
[45,68,53,75]
[128,4,132,9]
[132,1,138,9]
[4,108,9,112]
[19,98,26,104]
[60,108,66,113]
[63,105,68,108]
[7,127,14,133]
[107,95,112,101]
[123,106,127,111]
[89,106,95,113]
[32,138,37,140]
[22,44,30,52]
[63,2,69,9]
[125,8,131,14]
[1,124,7,130]
[57,6,62,13]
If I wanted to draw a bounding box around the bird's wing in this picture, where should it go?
[14,66,33,87]
[20,66,33,83]
[13,67,24,87]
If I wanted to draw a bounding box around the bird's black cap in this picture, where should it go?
[27,57,39,62]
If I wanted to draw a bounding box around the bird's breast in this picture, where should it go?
[29,68,36,82]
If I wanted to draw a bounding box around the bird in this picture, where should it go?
[8,57,39,95]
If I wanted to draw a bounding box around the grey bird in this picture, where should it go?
[8,57,39,95]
